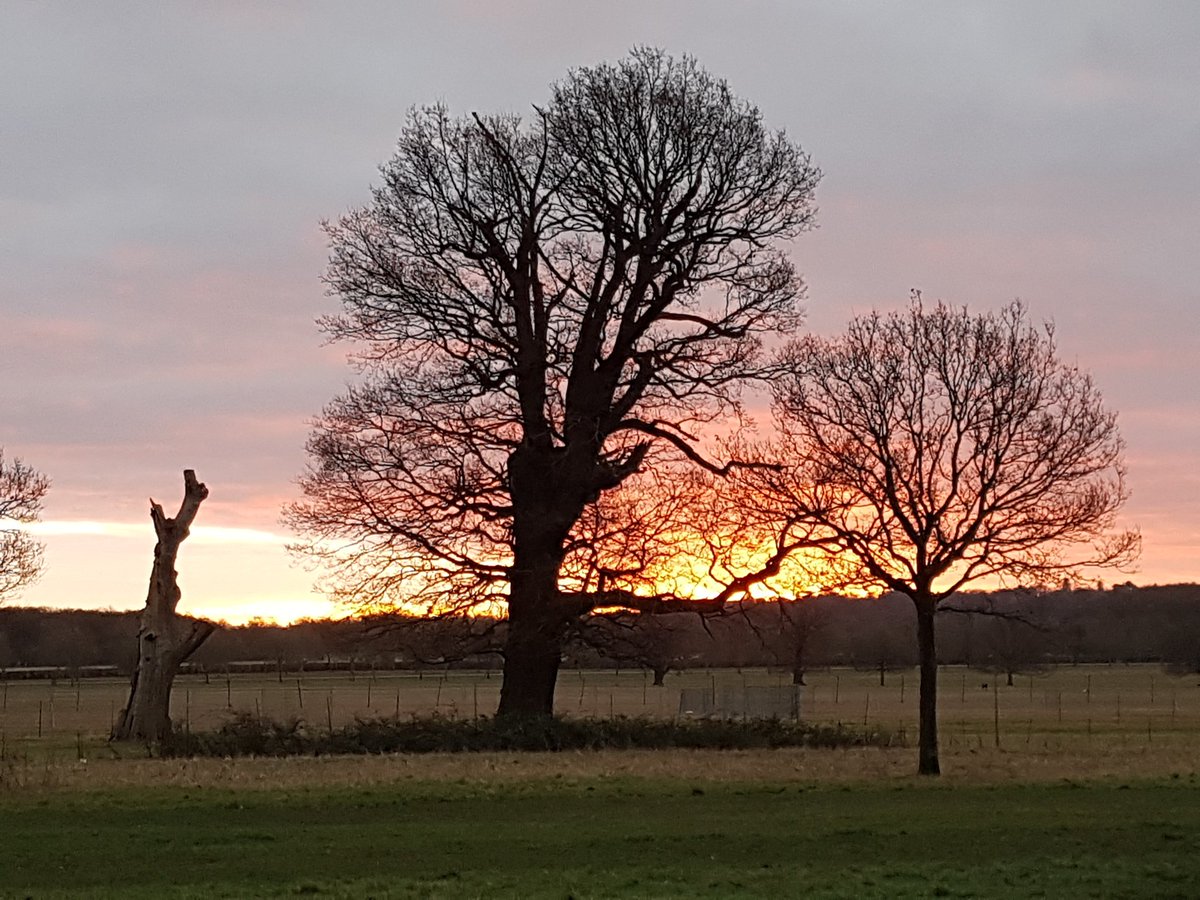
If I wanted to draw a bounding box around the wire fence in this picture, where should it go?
[1,664,1197,755]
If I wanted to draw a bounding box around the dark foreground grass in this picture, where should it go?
[3,775,1199,899]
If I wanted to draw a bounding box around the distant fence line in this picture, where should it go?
[2,665,1197,753]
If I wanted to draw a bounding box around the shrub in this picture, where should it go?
[162,713,899,758]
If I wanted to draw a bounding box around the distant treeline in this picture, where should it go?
[1,584,1198,678]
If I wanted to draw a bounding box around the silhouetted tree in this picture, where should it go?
[746,298,1138,774]
[0,449,49,602]
[751,598,831,685]
[943,592,1053,685]
[287,49,821,717]
[112,470,219,743]
[575,611,704,685]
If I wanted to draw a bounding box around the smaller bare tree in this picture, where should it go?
[751,297,1138,775]
[751,598,831,686]
[574,611,702,686]
[0,449,50,602]
[112,470,219,744]
[943,592,1053,685]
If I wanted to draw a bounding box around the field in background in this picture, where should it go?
[2,663,1198,761]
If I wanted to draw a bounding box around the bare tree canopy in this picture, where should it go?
[750,297,1138,774]
[287,49,820,716]
[0,449,50,602]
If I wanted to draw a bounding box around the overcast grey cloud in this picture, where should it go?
[2,1,1196,619]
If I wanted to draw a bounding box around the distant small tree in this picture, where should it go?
[0,449,50,602]
[754,598,831,685]
[944,592,1052,686]
[749,298,1138,774]
[1158,596,1200,675]
[853,624,919,687]
[575,611,702,685]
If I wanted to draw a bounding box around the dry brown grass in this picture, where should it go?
[4,732,1197,795]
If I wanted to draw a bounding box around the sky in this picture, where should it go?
[2,1,1197,624]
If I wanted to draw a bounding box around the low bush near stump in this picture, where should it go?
[162,712,899,757]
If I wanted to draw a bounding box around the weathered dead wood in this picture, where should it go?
[111,469,218,743]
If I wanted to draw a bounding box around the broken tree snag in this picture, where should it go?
[111,469,219,744]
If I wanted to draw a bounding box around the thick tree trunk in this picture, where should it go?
[914,595,940,775]
[497,601,563,717]
[498,446,587,718]
[652,666,668,686]
[498,535,568,717]
[111,470,217,744]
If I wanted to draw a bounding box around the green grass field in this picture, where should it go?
[3,665,1199,898]
[2,776,1199,898]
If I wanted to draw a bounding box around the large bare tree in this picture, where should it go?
[748,298,1138,774]
[287,49,820,716]
[0,449,49,602]
[112,470,218,743]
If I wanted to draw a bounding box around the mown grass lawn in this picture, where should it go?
[3,775,1199,898]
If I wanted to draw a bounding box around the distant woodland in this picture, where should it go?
[3,584,1198,678]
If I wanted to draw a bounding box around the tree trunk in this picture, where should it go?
[498,446,586,718]
[792,641,806,685]
[497,535,567,717]
[497,602,563,717]
[914,595,940,775]
[652,666,668,686]
[111,470,217,744]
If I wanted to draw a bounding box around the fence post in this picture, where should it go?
[993,680,1000,748]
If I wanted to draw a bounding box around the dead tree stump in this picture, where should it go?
[111,469,218,743]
